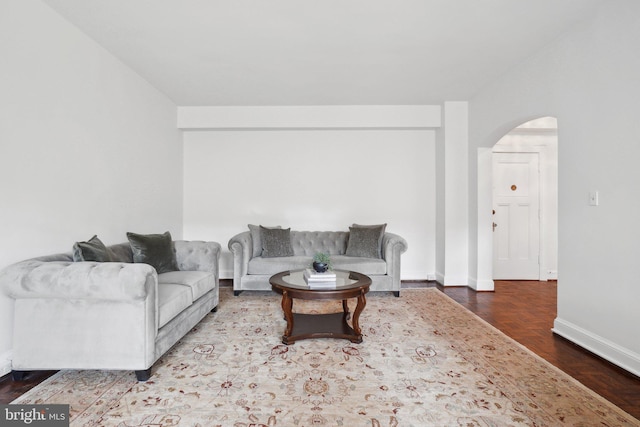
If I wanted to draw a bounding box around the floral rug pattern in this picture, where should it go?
[14,288,639,426]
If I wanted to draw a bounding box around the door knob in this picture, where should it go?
[492,222,498,232]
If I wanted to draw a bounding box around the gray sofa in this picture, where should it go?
[0,240,220,381]
[228,226,408,296]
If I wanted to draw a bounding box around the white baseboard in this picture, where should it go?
[219,269,234,280]
[0,350,12,377]
[400,270,432,281]
[553,317,640,377]
[442,275,469,287]
[468,277,495,291]
[437,273,494,289]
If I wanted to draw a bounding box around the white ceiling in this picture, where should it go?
[43,0,605,106]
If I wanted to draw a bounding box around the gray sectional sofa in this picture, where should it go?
[0,237,220,381]
[228,225,408,296]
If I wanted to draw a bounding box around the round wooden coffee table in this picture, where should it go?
[270,270,371,345]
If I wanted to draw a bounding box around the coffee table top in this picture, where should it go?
[270,269,371,299]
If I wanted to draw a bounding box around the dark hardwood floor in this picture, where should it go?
[1,279,638,420]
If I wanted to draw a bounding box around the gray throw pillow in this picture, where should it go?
[248,224,281,258]
[108,243,134,263]
[126,231,179,273]
[345,223,387,258]
[260,226,294,258]
[73,235,114,262]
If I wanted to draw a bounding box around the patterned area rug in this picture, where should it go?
[13,288,639,426]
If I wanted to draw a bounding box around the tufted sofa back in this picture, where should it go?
[32,242,134,263]
[290,231,349,257]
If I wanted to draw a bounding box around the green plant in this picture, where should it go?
[312,252,332,269]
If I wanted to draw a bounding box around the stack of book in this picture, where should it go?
[303,268,337,289]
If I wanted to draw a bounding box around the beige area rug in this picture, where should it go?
[13,288,639,426]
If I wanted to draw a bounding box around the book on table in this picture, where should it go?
[306,279,337,289]
[303,269,337,288]
[303,268,336,281]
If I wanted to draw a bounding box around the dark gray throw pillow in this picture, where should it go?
[126,231,178,273]
[73,235,114,262]
[248,224,282,258]
[260,226,294,258]
[345,223,387,258]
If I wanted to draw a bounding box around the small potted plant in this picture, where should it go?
[312,252,332,273]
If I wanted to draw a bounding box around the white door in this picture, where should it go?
[492,152,540,280]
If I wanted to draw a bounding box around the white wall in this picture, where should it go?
[441,102,469,286]
[182,126,436,280]
[469,0,640,375]
[177,105,441,129]
[435,120,446,283]
[0,0,182,375]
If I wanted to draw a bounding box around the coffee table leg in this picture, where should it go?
[281,290,294,344]
[351,289,367,342]
[342,299,350,320]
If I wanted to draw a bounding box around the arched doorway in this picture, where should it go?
[492,117,558,281]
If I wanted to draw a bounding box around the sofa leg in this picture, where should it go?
[394,291,400,298]
[233,290,242,296]
[11,370,27,381]
[135,368,152,382]
[211,306,218,313]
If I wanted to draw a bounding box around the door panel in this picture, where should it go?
[493,153,540,280]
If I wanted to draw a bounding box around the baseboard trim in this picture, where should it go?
[468,277,494,291]
[553,317,640,377]
[442,275,468,287]
[0,350,12,378]
[220,269,234,280]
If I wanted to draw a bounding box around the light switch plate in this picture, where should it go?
[589,191,599,206]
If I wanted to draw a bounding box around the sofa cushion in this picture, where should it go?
[260,226,294,257]
[331,255,387,275]
[248,255,387,276]
[248,256,312,275]
[157,283,193,328]
[127,231,179,274]
[158,271,215,301]
[73,235,114,262]
[346,224,387,258]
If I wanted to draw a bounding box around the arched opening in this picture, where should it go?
[491,117,558,281]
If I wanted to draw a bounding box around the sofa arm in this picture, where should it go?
[382,233,408,260]
[228,231,252,290]
[0,260,157,301]
[382,233,408,292]
[174,240,221,275]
